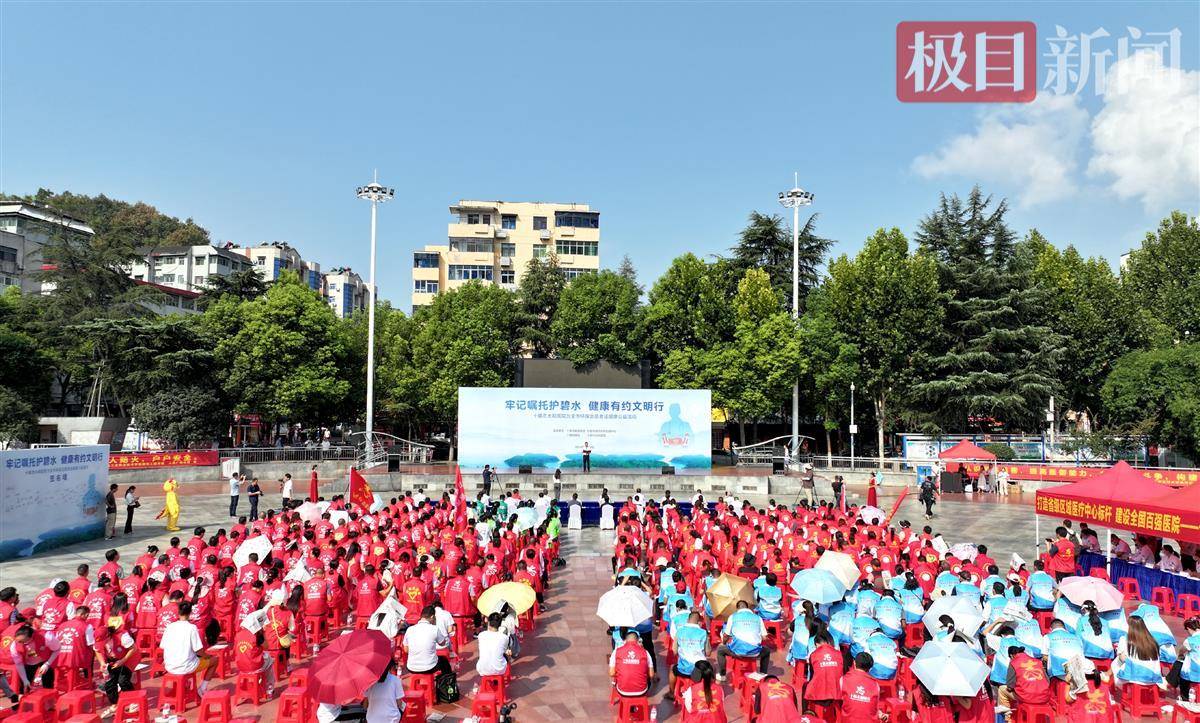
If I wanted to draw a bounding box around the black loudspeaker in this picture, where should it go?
[940,471,963,493]
[518,464,533,474]
[772,460,785,474]
[661,466,675,475]
[387,455,400,472]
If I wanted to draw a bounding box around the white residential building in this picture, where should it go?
[0,202,95,293]
[323,267,368,318]
[128,243,255,292]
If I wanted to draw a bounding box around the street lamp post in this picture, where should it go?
[356,174,395,454]
[778,174,815,463]
[850,382,856,469]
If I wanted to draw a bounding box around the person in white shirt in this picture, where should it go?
[401,606,450,676]
[280,474,293,509]
[534,493,551,524]
[228,474,241,517]
[159,602,212,694]
[364,660,405,723]
[432,604,455,655]
[476,612,512,677]
[1159,545,1183,573]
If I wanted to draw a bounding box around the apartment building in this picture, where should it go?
[324,266,368,318]
[234,241,324,292]
[128,242,256,292]
[412,200,600,309]
[0,202,95,293]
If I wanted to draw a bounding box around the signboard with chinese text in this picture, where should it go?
[0,446,109,561]
[108,450,219,471]
[457,387,712,471]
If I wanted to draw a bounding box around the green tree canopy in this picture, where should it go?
[730,211,832,313]
[550,270,642,366]
[640,253,736,370]
[1120,211,1199,347]
[516,255,566,358]
[1102,343,1200,461]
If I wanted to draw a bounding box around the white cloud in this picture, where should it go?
[912,94,1090,208]
[1087,51,1200,212]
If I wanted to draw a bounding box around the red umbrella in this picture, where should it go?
[306,629,394,705]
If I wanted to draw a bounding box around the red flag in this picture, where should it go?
[839,484,847,516]
[883,486,910,527]
[453,465,467,530]
[348,467,374,511]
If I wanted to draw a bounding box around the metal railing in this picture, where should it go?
[350,432,436,469]
[216,446,358,464]
[731,434,815,466]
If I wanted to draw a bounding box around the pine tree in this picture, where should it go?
[914,187,1063,432]
[731,211,832,313]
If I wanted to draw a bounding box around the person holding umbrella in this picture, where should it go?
[364,659,406,723]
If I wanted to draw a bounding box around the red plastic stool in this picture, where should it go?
[1033,610,1055,634]
[304,616,328,645]
[882,697,911,722]
[54,667,90,693]
[452,616,472,653]
[196,689,233,723]
[160,672,198,712]
[1088,567,1111,582]
[896,657,915,695]
[727,655,756,692]
[480,674,508,705]
[1173,706,1200,723]
[1015,703,1056,723]
[114,690,150,723]
[1151,587,1176,616]
[763,620,785,648]
[738,673,764,717]
[55,689,96,719]
[876,677,898,701]
[614,695,651,722]
[707,619,724,647]
[62,716,101,723]
[1117,578,1141,600]
[399,690,427,722]
[1177,594,1200,617]
[1121,683,1161,717]
[6,715,43,723]
[17,689,57,715]
[405,672,436,709]
[206,645,232,678]
[671,674,689,703]
[903,623,925,649]
[470,691,500,723]
[289,667,310,689]
[233,671,267,705]
[276,687,311,723]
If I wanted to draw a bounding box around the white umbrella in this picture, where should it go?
[858,506,886,525]
[327,510,350,527]
[815,550,860,590]
[910,639,989,696]
[923,595,985,638]
[295,501,322,525]
[514,507,538,532]
[233,536,273,569]
[949,543,978,561]
[596,586,654,628]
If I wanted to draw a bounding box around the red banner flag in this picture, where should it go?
[884,486,911,527]
[454,465,467,530]
[348,467,374,512]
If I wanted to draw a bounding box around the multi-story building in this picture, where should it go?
[233,241,323,292]
[323,267,368,318]
[0,202,95,293]
[411,200,600,309]
[128,242,256,292]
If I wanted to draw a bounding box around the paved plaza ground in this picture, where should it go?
[0,483,1070,721]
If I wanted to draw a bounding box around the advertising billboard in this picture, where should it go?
[0,445,110,561]
[458,387,712,471]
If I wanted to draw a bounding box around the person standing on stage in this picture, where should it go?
[582,442,592,473]
[482,465,494,496]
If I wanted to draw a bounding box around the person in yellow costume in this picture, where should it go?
[159,477,181,531]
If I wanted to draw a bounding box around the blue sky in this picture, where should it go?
[3,2,1197,310]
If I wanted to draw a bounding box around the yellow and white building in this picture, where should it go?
[412,200,600,309]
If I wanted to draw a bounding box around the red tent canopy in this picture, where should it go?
[1035,461,1199,543]
[938,439,997,460]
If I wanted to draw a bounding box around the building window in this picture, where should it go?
[555,240,599,256]
[256,257,266,265]
[0,246,16,263]
[533,216,547,230]
[500,242,516,257]
[554,211,599,228]
[160,274,176,283]
[414,279,439,294]
[448,264,493,281]
[194,255,206,265]
[500,269,516,285]
[194,276,205,285]
[533,245,549,259]
[414,252,439,268]
[449,238,494,253]
[561,268,593,280]
[181,298,196,310]
[466,213,492,225]
[217,256,230,267]
[501,214,517,230]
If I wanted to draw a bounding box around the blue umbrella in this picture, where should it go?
[789,568,848,604]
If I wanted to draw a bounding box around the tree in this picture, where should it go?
[516,255,566,357]
[1026,231,1136,425]
[205,271,350,428]
[394,282,522,428]
[818,228,945,463]
[1120,211,1199,347]
[914,187,1063,432]
[617,254,640,289]
[0,288,52,444]
[730,211,832,313]
[796,293,860,460]
[550,270,642,366]
[1102,344,1200,461]
[639,254,735,371]
[198,268,269,307]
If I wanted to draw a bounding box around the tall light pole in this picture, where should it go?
[778,174,814,462]
[356,173,394,453]
[850,382,857,469]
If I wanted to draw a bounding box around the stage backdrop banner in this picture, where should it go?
[458,387,712,471]
[0,445,109,561]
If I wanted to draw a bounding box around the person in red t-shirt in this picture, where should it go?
[839,652,880,723]
[609,629,655,697]
[804,631,844,712]
[999,647,1051,718]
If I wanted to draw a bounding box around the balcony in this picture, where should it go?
[495,227,509,239]
[447,222,495,238]
[539,229,551,240]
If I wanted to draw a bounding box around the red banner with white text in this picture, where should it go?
[109,450,220,470]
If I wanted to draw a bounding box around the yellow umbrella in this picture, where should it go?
[704,573,755,620]
[477,581,537,616]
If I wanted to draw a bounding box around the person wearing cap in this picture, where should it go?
[800,464,815,506]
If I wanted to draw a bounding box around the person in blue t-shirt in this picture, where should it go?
[1046,619,1084,679]
[983,582,1009,624]
[667,598,692,639]
[787,605,815,665]
[934,569,959,599]
[828,605,855,649]
[864,630,898,680]
[670,611,710,700]
[854,586,881,618]
[984,622,1020,686]
[1014,618,1046,658]
[755,573,784,621]
[716,601,769,680]
[1176,616,1200,702]
[953,571,982,602]
[1027,562,1057,610]
[1076,602,1114,660]
[849,615,880,658]
[874,590,904,639]
[896,579,925,625]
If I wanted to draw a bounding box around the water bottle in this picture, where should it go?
[311,643,320,658]
[470,683,479,696]
[649,707,658,721]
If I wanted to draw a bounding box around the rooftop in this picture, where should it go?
[0,201,95,234]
